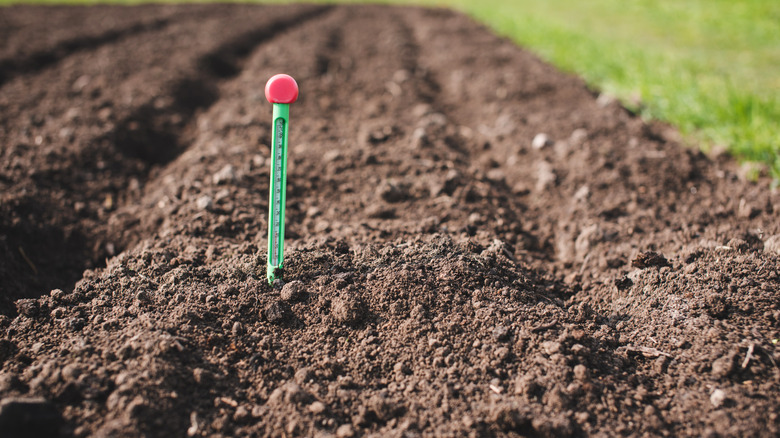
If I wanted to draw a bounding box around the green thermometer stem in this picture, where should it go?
[264,74,299,284]
[267,104,289,283]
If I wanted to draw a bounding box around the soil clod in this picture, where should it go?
[631,251,671,269]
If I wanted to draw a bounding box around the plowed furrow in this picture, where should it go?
[405,7,780,435]
[0,18,170,87]
[0,5,332,310]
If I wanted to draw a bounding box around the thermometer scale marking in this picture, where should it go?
[271,118,285,266]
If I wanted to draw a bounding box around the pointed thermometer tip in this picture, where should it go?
[265,74,299,104]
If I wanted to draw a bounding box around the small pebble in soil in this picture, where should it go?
[196,196,213,211]
[308,401,326,414]
[710,389,727,408]
[532,133,552,150]
[231,321,243,336]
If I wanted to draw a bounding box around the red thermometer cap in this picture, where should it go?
[265,74,299,104]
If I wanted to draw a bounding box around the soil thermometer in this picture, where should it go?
[264,74,298,284]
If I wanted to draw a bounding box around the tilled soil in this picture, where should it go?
[1,4,779,437]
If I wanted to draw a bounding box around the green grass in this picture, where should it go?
[4,0,780,179]
[420,0,780,179]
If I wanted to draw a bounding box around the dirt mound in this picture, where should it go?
[0,4,778,437]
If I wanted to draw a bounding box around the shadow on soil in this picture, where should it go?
[0,18,170,87]
[0,220,96,316]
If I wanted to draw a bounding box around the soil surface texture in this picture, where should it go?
[1,4,779,437]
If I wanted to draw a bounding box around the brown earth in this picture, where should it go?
[1,4,779,437]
